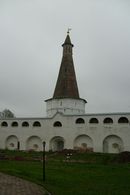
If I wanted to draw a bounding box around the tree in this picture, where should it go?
[0,109,15,118]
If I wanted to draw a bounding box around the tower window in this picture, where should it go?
[76,118,85,124]
[65,68,67,73]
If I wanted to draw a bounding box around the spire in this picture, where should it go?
[62,29,73,47]
[45,32,87,117]
[53,32,80,99]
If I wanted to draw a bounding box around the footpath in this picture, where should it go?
[0,172,50,195]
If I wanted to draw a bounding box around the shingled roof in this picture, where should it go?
[62,33,74,46]
[53,33,80,99]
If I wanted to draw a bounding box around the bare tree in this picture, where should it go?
[0,109,15,118]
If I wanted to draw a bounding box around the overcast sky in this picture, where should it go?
[0,0,130,117]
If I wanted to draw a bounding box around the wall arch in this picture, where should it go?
[26,136,42,151]
[103,135,123,153]
[5,135,18,150]
[74,135,93,151]
[50,136,65,151]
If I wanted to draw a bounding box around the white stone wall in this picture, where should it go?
[0,113,130,153]
[46,98,86,117]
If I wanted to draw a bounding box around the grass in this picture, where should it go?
[0,150,130,195]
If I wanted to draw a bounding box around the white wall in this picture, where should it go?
[0,113,130,153]
[46,98,86,117]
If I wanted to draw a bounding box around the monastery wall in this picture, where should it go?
[0,113,130,153]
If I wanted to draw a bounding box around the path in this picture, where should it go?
[0,172,50,195]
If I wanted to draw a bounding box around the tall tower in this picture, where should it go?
[45,32,87,117]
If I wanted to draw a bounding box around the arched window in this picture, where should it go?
[1,121,8,127]
[53,121,62,127]
[22,121,29,127]
[33,121,41,127]
[76,118,85,124]
[11,121,18,127]
[118,117,129,124]
[103,117,113,124]
[89,118,99,124]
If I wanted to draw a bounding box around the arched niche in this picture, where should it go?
[26,136,42,151]
[5,135,19,150]
[74,134,93,152]
[50,136,65,151]
[103,135,123,153]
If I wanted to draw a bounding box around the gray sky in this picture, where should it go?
[0,0,130,117]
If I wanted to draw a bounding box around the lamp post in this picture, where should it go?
[42,141,46,181]
[17,141,20,150]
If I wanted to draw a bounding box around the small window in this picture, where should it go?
[1,121,8,127]
[103,117,113,124]
[76,118,85,124]
[53,121,62,127]
[33,121,41,127]
[118,117,129,123]
[89,118,99,124]
[22,121,29,127]
[11,121,18,127]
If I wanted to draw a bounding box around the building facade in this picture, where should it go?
[0,33,130,153]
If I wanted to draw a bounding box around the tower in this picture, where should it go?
[45,32,87,117]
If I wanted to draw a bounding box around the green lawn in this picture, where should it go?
[0,151,130,195]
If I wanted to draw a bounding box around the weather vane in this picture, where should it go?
[67,28,72,34]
